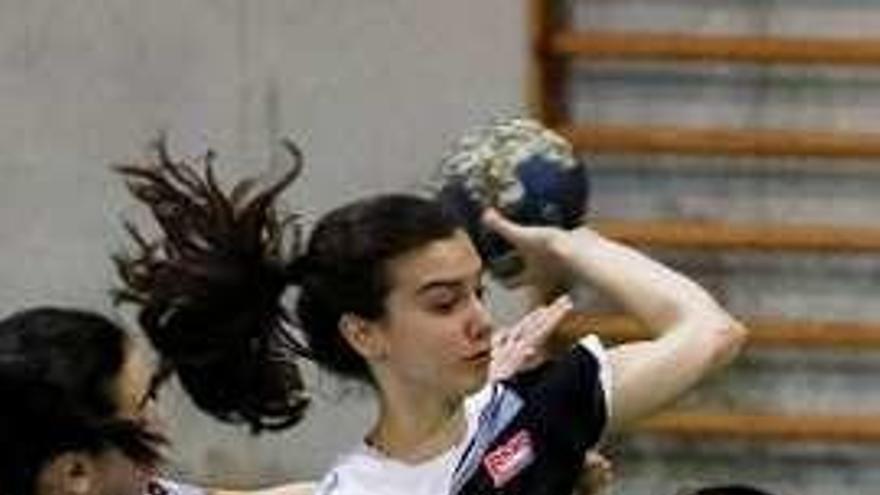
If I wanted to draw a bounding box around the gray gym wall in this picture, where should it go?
[3,1,880,494]
[0,0,526,486]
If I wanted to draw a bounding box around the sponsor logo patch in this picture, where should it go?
[483,429,535,487]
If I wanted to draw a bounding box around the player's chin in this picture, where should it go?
[459,359,490,395]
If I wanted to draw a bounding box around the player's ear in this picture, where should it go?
[339,313,388,360]
[38,451,101,495]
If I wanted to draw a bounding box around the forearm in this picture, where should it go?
[554,228,747,429]
[550,226,732,336]
[481,209,747,429]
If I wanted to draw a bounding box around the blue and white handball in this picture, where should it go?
[433,117,590,281]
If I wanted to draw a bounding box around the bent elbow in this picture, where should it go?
[708,317,748,371]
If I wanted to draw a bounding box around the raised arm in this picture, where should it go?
[482,209,747,431]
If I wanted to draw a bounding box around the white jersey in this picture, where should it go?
[316,336,612,495]
[146,478,207,495]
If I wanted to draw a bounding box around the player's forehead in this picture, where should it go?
[385,230,483,294]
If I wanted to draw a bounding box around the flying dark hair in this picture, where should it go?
[113,137,309,433]
[113,137,463,432]
[0,307,164,495]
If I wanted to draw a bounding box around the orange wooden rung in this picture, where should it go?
[638,412,880,443]
[551,30,880,66]
[561,313,880,349]
[558,124,880,158]
[590,219,880,253]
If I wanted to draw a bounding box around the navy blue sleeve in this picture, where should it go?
[451,343,610,494]
[504,343,608,455]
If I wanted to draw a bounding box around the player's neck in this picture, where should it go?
[368,391,466,463]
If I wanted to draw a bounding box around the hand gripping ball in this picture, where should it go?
[433,117,590,281]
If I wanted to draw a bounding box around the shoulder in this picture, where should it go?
[315,446,389,495]
[212,484,316,495]
[147,479,207,495]
[316,439,461,495]
[498,335,612,445]
[505,335,611,399]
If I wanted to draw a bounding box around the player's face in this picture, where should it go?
[36,340,161,495]
[372,229,494,401]
[100,340,162,495]
[114,338,162,436]
[84,449,153,495]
